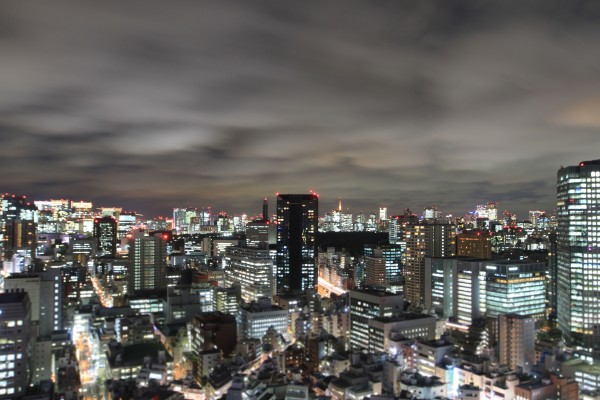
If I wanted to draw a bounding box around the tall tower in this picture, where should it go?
[1,194,38,264]
[93,216,117,257]
[127,231,168,294]
[402,221,455,307]
[276,193,318,294]
[557,160,600,348]
[262,197,269,222]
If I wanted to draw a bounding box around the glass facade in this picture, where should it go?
[484,261,546,321]
[276,194,318,294]
[557,161,600,348]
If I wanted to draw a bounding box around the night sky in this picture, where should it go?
[2,1,600,218]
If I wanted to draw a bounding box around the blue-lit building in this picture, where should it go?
[484,260,546,321]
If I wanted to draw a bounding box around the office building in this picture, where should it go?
[93,216,117,257]
[245,220,276,248]
[190,312,237,357]
[4,269,63,336]
[127,231,168,294]
[225,246,273,303]
[456,231,492,259]
[368,314,436,354]
[118,212,137,239]
[0,290,32,399]
[498,314,535,371]
[239,298,288,341]
[364,244,402,290]
[424,257,488,324]
[485,260,546,322]
[276,193,318,294]
[402,222,456,306]
[349,289,405,350]
[557,160,600,347]
[214,286,239,316]
[1,194,37,263]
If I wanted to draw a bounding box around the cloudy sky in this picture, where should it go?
[2,1,600,218]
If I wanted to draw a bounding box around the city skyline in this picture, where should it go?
[3,2,600,218]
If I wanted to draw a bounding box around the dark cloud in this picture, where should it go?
[2,1,600,218]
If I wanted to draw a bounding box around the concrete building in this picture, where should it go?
[276,194,318,294]
[349,289,404,350]
[239,298,288,341]
[402,222,455,307]
[457,231,492,259]
[557,160,600,348]
[368,314,436,353]
[0,290,32,399]
[225,246,273,303]
[498,314,536,371]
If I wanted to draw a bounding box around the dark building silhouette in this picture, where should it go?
[93,216,117,257]
[276,193,318,294]
[1,194,37,263]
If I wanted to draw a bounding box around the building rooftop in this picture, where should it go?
[351,288,403,297]
[372,313,434,323]
[0,290,28,304]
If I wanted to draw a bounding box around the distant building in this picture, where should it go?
[364,245,402,291]
[239,298,288,341]
[1,194,37,266]
[127,231,168,293]
[402,222,455,306]
[93,216,117,257]
[457,231,492,259]
[225,246,273,303]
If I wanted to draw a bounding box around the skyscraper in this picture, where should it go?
[1,194,37,265]
[276,193,318,294]
[402,221,455,307]
[557,160,600,348]
[93,216,117,257]
[127,231,168,294]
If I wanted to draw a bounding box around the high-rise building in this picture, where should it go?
[402,222,455,307]
[456,231,492,259]
[225,246,274,303]
[349,289,404,350]
[484,260,546,322]
[275,194,318,294]
[557,160,600,348]
[93,216,117,257]
[245,220,276,248]
[262,197,269,222]
[4,270,63,336]
[498,314,535,371]
[239,298,288,341]
[118,212,137,239]
[127,231,168,294]
[0,290,32,399]
[364,245,402,290]
[1,194,38,263]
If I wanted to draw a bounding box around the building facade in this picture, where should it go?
[276,194,318,294]
[557,160,600,348]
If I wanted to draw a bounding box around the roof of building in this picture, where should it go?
[0,290,29,304]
